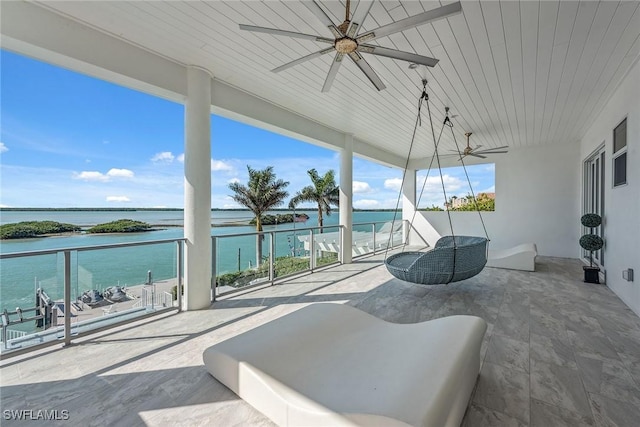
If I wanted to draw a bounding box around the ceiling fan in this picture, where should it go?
[450,132,509,160]
[239,0,462,92]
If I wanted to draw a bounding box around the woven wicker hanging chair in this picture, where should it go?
[383,79,489,285]
[386,236,487,285]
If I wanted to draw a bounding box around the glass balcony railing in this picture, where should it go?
[0,238,184,357]
[353,220,405,255]
[212,225,329,297]
[1,220,405,357]
[212,220,405,298]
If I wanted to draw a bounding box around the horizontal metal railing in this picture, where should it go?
[0,238,185,359]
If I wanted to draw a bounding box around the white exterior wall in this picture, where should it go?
[419,142,580,257]
[579,59,640,316]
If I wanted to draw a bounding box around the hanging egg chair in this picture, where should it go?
[383,78,489,285]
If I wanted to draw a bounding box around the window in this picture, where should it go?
[613,118,627,187]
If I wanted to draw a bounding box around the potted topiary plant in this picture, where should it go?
[579,213,603,283]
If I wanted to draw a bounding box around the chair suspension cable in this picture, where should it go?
[384,80,429,260]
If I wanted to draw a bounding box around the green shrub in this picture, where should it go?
[171,285,184,301]
[579,234,604,252]
[581,213,602,228]
[213,254,338,290]
[450,194,495,211]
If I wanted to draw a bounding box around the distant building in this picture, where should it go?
[445,192,495,210]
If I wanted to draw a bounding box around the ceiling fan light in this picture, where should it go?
[335,38,358,54]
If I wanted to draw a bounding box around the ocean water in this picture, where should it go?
[0,210,399,312]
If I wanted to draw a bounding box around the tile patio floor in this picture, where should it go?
[1,254,639,426]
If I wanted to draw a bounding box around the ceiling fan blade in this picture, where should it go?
[303,0,344,38]
[273,47,335,73]
[473,145,483,150]
[239,24,333,44]
[359,45,439,67]
[469,153,488,159]
[356,1,462,43]
[477,150,508,154]
[348,51,386,91]
[481,146,509,151]
[322,53,344,92]
[347,0,374,38]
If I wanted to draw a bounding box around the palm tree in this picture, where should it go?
[229,166,289,266]
[288,169,339,230]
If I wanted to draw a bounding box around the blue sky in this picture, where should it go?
[0,50,494,209]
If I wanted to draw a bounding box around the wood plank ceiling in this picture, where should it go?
[34,1,640,162]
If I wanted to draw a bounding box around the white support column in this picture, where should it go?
[340,135,354,264]
[184,66,212,310]
[402,170,417,245]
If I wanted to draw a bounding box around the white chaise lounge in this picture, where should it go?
[203,303,487,426]
[486,243,537,271]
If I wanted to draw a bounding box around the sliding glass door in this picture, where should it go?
[583,147,605,267]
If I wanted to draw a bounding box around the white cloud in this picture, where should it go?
[417,174,463,192]
[73,168,134,182]
[107,168,134,179]
[0,142,8,153]
[354,199,380,209]
[211,159,233,172]
[384,178,403,191]
[74,171,110,182]
[176,153,185,163]
[227,177,240,184]
[352,181,371,193]
[106,196,131,202]
[151,151,175,163]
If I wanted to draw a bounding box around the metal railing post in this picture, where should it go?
[63,250,71,347]
[339,226,343,264]
[178,240,184,310]
[372,223,377,254]
[269,232,275,283]
[309,230,316,271]
[2,317,7,350]
[211,236,216,302]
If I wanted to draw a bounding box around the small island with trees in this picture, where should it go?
[249,213,309,226]
[0,221,81,240]
[0,212,312,240]
[0,219,155,240]
[86,219,152,234]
